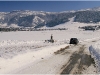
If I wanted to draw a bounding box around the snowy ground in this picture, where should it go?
[89,40,100,74]
[0,20,100,74]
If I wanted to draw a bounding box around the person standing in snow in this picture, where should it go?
[50,34,54,43]
[51,34,53,40]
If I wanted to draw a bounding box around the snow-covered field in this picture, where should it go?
[0,20,100,74]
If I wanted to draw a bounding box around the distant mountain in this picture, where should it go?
[1,7,100,28]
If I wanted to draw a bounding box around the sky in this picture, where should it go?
[0,1,100,12]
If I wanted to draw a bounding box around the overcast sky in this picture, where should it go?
[0,1,100,12]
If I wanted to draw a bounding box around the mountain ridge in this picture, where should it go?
[0,7,100,28]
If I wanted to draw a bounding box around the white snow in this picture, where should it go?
[0,23,7,27]
[21,10,54,16]
[60,10,76,13]
[0,44,68,74]
[0,17,100,74]
[9,24,19,28]
[33,16,44,25]
[89,40,100,73]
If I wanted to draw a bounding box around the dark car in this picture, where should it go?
[69,38,79,45]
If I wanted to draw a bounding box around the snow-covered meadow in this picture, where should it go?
[0,20,100,74]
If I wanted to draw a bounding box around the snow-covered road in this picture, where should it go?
[8,39,98,74]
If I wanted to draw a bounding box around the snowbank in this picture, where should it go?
[89,42,100,73]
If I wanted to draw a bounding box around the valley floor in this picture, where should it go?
[0,22,100,74]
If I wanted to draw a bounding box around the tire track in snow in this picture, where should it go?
[60,44,95,74]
